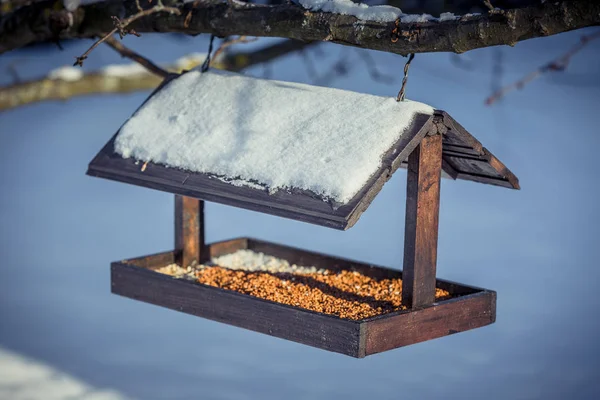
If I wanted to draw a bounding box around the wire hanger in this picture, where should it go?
[396,54,415,102]
[201,34,216,73]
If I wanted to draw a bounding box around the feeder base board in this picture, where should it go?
[111,238,496,358]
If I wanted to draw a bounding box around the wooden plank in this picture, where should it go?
[441,158,459,180]
[455,173,516,189]
[247,238,401,279]
[440,111,519,190]
[402,134,443,309]
[442,143,481,156]
[175,195,205,267]
[111,241,495,357]
[444,155,504,178]
[482,148,521,190]
[121,250,177,271]
[209,237,248,257]
[363,290,496,356]
[87,144,348,230]
[111,261,363,357]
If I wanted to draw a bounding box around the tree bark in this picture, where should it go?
[1,0,599,56]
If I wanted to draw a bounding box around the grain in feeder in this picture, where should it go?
[88,69,519,358]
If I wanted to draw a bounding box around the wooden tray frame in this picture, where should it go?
[112,238,496,358]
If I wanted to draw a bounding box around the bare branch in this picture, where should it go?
[485,30,600,105]
[0,39,315,111]
[1,0,599,56]
[73,4,180,67]
[104,36,169,78]
[482,0,495,12]
[355,49,394,84]
[212,36,258,66]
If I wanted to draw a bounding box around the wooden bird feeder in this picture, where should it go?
[87,70,519,358]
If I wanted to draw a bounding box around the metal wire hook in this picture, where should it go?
[396,53,415,102]
[201,34,216,73]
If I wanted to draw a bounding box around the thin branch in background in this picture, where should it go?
[6,62,21,83]
[0,39,313,111]
[482,0,495,11]
[490,47,503,98]
[313,54,350,86]
[450,53,475,71]
[262,62,272,79]
[300,48,318,82]
[104,36,169,78]
[486,30,600,105]
[212,36,258,65]
[74,5,180,67]
[355,49,394,84]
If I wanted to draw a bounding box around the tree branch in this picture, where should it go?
[485,29,600,105]
[1,0,599,56]
[104,36,169,78]
[73,4,180,66]
[0,39,316,111]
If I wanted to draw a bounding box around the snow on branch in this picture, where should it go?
[0,0,599,56]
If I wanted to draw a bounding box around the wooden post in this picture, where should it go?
[175,195,205,268]
[402,133,443,309]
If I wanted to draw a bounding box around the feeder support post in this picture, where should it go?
[175,195,206,268]
[402,132,443,309]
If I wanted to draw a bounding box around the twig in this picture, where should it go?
[73,5,180,67]
[486,30,600,105]
[482,0,494,11]
[104,36,168,78]
[7,61,22,83]
[212,36,258,65]
[300,48,318,82]
[355,49,394,84]
[0,39,313,111]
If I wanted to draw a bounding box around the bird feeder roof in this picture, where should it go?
[88,70,519,230]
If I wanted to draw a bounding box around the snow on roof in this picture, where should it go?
[114,69,434,204]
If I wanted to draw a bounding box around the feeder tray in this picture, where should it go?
[88,71,518,357]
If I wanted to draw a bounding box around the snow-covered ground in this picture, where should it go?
[0,347,130,400]
[0,29,599,399]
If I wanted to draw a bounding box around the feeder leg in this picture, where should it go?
[402,133,443,309]
[175,195,205,268]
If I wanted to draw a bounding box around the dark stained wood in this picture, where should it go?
[441,158,459,180]
[110,238,496,358]
[363,290,496,357]
[439,111,520,190]
[86,77,518,231]
[454,173,516,189]
[175,195,205,267]
[209,237,248,257]
[444,155,504,178]
[402,134,443,309]
[122,250,177,271]
[482,148,521,190]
